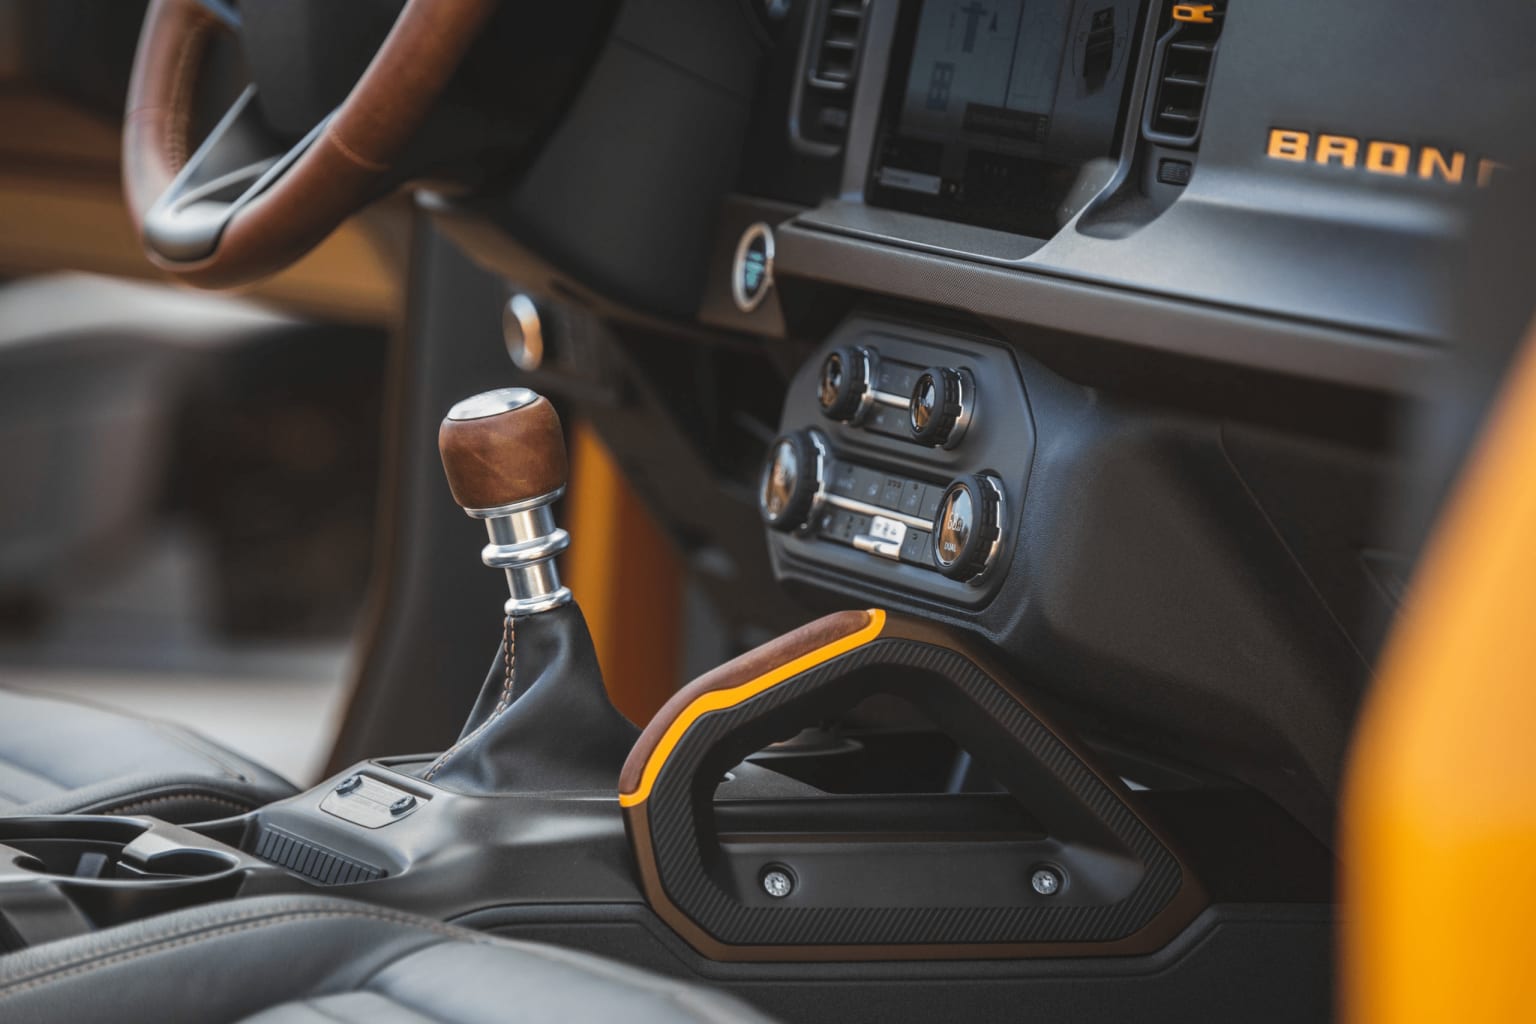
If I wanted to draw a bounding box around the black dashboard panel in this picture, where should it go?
[774,0,1536,352]
[764,316,1393,838]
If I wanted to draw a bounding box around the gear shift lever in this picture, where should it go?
[438,388,572,615]
[423,388,639,794]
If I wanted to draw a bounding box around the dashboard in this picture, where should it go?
[708,0,1531,382]
[434,0,1535,838]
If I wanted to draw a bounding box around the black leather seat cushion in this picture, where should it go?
[0,895,774,1023]
[0,688,296,822]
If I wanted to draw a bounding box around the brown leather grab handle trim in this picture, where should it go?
[123,0,496,287]
[618,609,879,799]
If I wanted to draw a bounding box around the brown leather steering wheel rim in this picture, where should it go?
[124,0,496,288]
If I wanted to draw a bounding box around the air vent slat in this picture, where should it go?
[795,0,869,151]
[1144,1,1227,146]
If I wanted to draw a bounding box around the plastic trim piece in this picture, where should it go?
[622,613,1201,961]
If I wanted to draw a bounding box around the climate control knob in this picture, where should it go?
[909,366,971,448]
[759,432,824,531]
[932,474,1003,582]
[818,345,876,423]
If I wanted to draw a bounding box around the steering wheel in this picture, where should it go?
[123,0,496,287]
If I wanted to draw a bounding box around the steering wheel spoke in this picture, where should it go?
[142,87,328,262]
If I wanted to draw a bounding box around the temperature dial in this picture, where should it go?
[909,366,972,448]
[818,346,876,423]
[759,432,823,531]
[932,474,1004,582]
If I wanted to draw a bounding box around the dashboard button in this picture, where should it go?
[919,485,943,521]
[899,479,928,516]
[876,361,918,397]
[909,367,973,448]
[899,528,934,566]
[853,514,907,560]
[731,222,775,313]
[502,294,544,371]
[850,466,884,504]
[829,461,859,498]
[865,404,908,437]
[759,432,823,531]
[933,474,1004,582]
[879,475,906,509]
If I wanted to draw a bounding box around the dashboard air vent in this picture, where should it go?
[793,0,869,153]
[1143,2,1226,146]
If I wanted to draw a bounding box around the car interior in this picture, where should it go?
[0,0,1533,1021]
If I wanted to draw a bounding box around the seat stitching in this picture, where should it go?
[89,792,256,816]
[423,615,515,781]
[0,907,756,1022]
[0,907,474,998]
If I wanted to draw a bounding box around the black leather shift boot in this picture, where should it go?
[421,602,639,795]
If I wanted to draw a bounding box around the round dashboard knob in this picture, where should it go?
[818,345,875,423]
[932,474,1003,582]
[759,432,822,531]
[502,293,544,371]
[909,367,971,448]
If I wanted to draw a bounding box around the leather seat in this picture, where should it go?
[0,895,774,1023]
[0,688,296,822]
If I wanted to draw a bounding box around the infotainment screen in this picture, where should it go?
[868,0,1145,238]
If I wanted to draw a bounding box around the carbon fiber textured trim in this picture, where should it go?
[645,638,1183,947]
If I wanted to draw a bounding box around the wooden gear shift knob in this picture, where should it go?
[438,388,567,511]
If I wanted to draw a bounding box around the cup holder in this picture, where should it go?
[0,817,236,882]
[0,816,262,949]
[0,818,244,882]
[122,849,239,878]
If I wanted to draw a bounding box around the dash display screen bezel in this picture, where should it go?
[866,0,1150,239]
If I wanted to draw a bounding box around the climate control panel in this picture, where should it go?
[763,318,1035,609]
[759,433,1007,584]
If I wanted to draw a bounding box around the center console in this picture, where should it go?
[0,384,1334,1022]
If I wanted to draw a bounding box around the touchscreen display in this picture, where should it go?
[869,0,1143,237]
